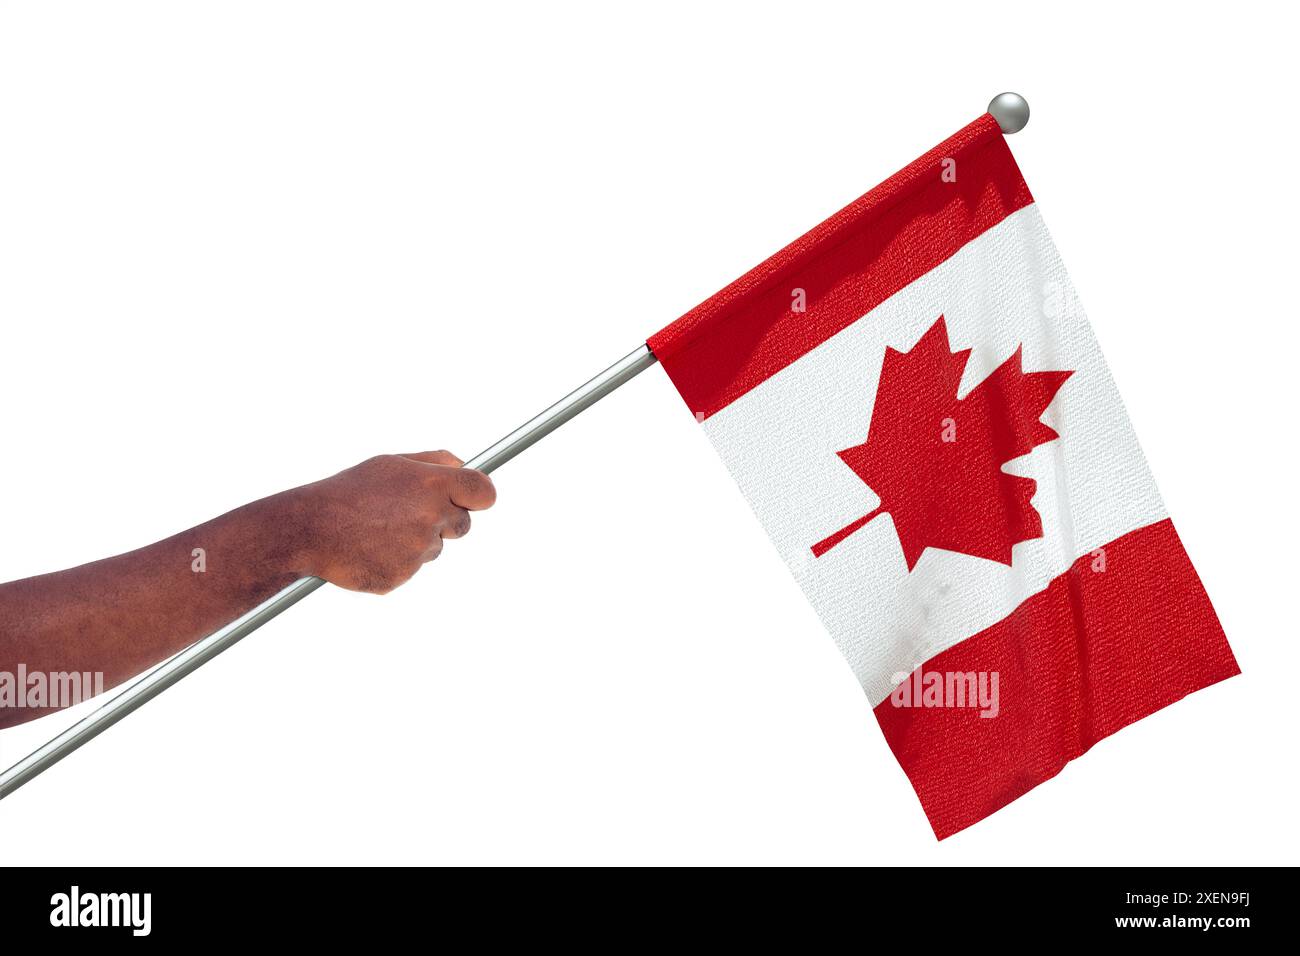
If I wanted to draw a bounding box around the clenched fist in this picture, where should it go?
[295,451,496,594]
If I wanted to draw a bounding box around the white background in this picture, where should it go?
[0,1,1295,865]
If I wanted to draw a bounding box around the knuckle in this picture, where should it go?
[364,454,406,478]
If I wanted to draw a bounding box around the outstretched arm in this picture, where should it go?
[0,451,495,730]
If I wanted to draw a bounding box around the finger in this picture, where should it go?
[440,507,472,539]
[448,468,496,510]
[420,536,445,564]
[402,449,464,467]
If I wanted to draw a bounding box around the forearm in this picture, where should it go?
[0,451,495,731]
[0,488,315,730]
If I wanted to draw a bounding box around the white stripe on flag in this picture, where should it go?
[700,204,1167,705]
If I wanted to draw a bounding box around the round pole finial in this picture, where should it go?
[987,92,1030,134]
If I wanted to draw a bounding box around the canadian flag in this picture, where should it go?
[648,114,1238,838]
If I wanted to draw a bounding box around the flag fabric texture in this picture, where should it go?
[648,113,1238,839]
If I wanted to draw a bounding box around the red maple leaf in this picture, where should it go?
[811,315,1073,569]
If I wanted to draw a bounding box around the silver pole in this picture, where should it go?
[0,344,658,801]
[467,344,658,473]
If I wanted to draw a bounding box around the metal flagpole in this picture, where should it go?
[0,344,658,801]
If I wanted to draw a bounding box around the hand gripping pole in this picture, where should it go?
[0,346,658,800]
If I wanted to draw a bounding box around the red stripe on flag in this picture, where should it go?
[648,113,1033,420]
[873,519,1239,840]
